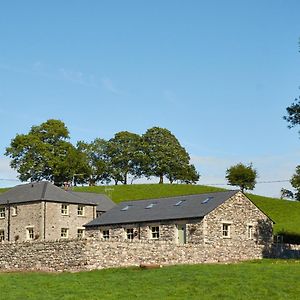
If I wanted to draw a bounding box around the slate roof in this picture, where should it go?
[85,190,240,227]
[68,191,116,212]
[0,182,115,211]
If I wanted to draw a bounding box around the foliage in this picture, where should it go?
[106,131,142,185]
[5,119,83,185]
[225,163,257,192]
[142,127,199,184]
[0,261,300,299]
[283,97,300,134]
[76,139,110,185]
[290,165,300,201]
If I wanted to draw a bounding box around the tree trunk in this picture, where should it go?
[159,175,164,184]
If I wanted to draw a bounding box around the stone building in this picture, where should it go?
[0,181,115,242]
[85,190,273,248]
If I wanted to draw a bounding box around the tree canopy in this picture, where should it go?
[283,98,300,134]
[290,166,300,201]
[142,127,199,184]
[5,119,82,185]
[225,163,257,192]
[5,121,199,186]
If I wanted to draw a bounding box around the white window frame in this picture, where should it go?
[126,228,134,240]
[222,223,231,238]
[77,205,85,216]
[0,207,5,218]
[26,227,34,240]
[12,206,17,216]
[77,228,85,239]
[61,228,69,238]
[102,230,110,240]
[0,229,4,241]
[61,204,69,216]
[247,224,254,240]
[151,226,160,239]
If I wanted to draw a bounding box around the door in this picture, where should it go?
[177,224,186,244]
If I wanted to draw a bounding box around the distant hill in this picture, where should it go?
[0,183,299,238]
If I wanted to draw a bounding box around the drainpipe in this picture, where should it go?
[6,200,10,242]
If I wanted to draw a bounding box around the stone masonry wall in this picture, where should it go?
[0,201,96,242]
[0,237,270,272]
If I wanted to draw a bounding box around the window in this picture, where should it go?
[26,227,34,240]
[77,228,85,239]
[151,226,160,239]
[127,228,134,240]
[102,230,109,240]
[77,205,85,216]
[61,228,69,238]
[247,225,253,239]
[0,230,4,241]
[222,223,231,238]
[12,206,17,216]
[61,204,69,216]
[0,207,5,218]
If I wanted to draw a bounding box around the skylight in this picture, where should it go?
[174,200,185,206]
[145,203,157,209]
[121,205,131,211]
[202,197,214,204]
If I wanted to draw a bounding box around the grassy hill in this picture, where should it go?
[73,184,300,237]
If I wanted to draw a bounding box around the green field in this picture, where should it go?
[0,260,299,299]
[73,184,300,236]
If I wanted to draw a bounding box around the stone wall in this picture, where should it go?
[0,237,272,272]
[0,239,87,272]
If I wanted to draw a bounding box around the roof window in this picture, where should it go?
[145,203,157,209]
[202,197,214,204]
[174,200,185,206]
[121,205,131,211]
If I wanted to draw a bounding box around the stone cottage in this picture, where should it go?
[0,181,115,242]
[85,190,273,248]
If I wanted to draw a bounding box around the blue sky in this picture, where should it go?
[0,1,300,197]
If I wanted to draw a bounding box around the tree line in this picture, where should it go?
[5,119,200,186]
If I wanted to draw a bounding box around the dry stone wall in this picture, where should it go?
[0,237,272,272]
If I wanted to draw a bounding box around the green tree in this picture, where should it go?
[106,131,142,185]
[142,127,199,184]
[5,119,81,185]
[283,98,300,134]
[290,165,300,201]
[225,163,257,192]
[76,138,110,185]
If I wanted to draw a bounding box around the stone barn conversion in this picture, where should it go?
[0,181,115,242]
[85,190,273,251]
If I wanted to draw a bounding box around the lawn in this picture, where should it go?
[0,260,299,300]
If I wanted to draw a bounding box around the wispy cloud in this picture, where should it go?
[0,62,125,95]
[101,77,123,95]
